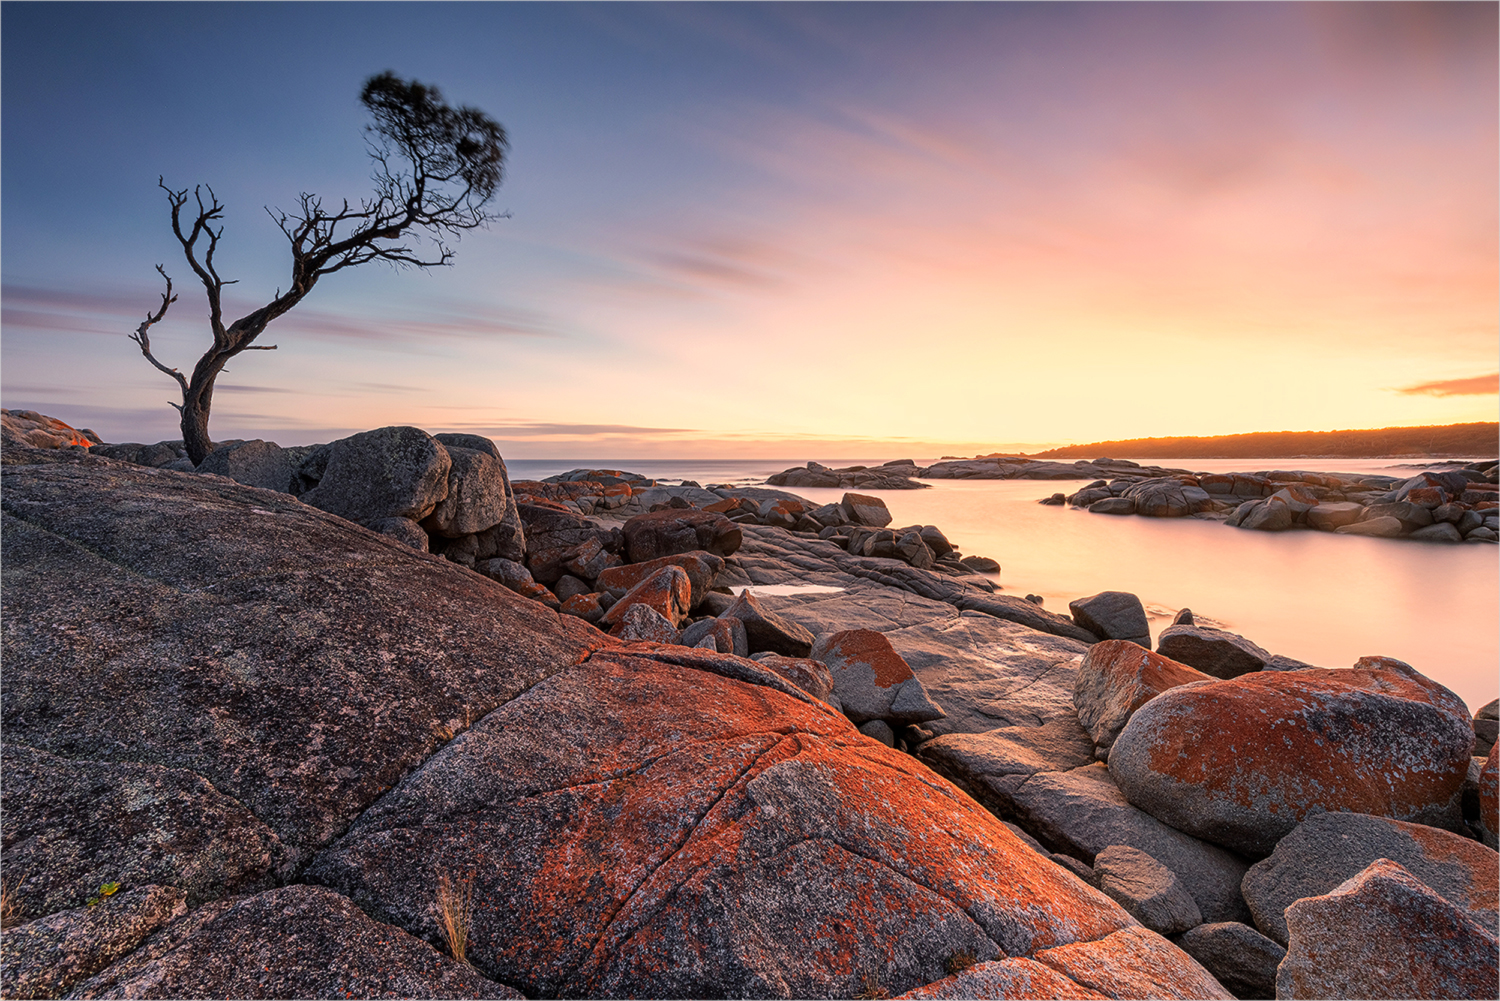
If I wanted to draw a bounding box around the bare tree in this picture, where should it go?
[130,72,507,464]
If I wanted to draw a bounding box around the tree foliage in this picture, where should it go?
[131,72,507,464]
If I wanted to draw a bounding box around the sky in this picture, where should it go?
[3,2,1496,459]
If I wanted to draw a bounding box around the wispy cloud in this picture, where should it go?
[1395,373,1500,397]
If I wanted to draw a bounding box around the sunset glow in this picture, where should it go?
[3,3,1495,457]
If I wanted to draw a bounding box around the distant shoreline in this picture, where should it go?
[1021,422,1498,461]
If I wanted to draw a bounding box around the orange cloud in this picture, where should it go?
[1396,374,1500,397]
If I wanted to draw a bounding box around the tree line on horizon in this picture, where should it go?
[1022,422,1498,460]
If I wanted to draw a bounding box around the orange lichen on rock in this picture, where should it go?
[307,644,1216,999]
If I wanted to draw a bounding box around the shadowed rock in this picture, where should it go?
[1069,592,1150,647]
[723,589,816,656]
[1175,922,1284,1000]
[1093,845,1202,936]
[622,508,741,561]
[1154,625,1270,679]
[197,439,292,492]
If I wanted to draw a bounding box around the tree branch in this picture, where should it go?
[128,265,189,396]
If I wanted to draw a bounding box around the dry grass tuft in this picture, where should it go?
[944,949,977,975]
[434,871,474,965]
[0,882,19,929]
[852,973,891,1000]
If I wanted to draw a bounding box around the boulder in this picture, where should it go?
[1069,592,1150,647]
[553,574,591,602]
[1087,497,1136,516]
[1408,522,1463,543]
[1335,516,1405,538]
[1174,922,1284,1001]
[750,652,836,702]
[842,491,893,527]
[365,516,431,552]
[1122,478,1210,518]
[601,565,694,629]
[64,884,517,999]
[305,644,1220,999]
[1092,845,1202,936]
[679,615,749,658]
[0,885,187,999]
[1107,663,1475,857]
[622,508,741,562]
[809,628,945,725]
[1154,624,1270,679]
[421,445,514,538]
[1240,811,1499,947]
[1239,498,1293,532]
[896,956,1112,999]
[1003,764,1253,926]
[1028,925,1232,1000]
[1305,501,1364,531]
[596,550,725,608]
[1363,500,1435,531]
[1073,640,1211,754]
[1,453,606,870]
[608,602,680,643]
[1474,699,1498,757]
[722,590,816,657]
[558,593,605,625]
[559,537,618,581]
[919,716,1099,816]
[301,426,452,524]
[1276,859,1499,1001]
[197,439,292,492]
[0,408,99,450]
[1,744,285,919]
[520,504,619,584]
[1482,743,1498,849]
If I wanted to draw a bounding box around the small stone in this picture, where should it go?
[1068,591,1150,647]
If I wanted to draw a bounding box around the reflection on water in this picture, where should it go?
[505,457,1498,712]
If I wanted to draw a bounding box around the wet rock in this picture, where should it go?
[1409,521,1463,543]
[595,550,725,608]
[810,628,945,725]
[723,589,816,657]
[842,491,893,527]
[0,885,187,1000]
[301,425,452,524]
[1122,478,1211,518]
[1069,591,1150,647]
[1239,498,1293,532]
[1276,859,1498,1001]
[622,508,742,562]
[959,554,1001,573]
[1005,764,1253,925]
[1074,640,1211,754]
[1093,845,1202,936]
[1240,811,1499,947]
[1,453,606,869]
[1088,497,1136,516]
[66,884,517,999]
[1154,624,1270,679]
[1175,922,1284,1000]
[306,644,1214,1000]
[197,439,292,492]
[1,745,284,919]
[608,602,680,643]
[1107,663,1475,857]
[1363,501,1435,531]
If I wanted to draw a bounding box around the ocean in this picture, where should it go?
[506,457,1499,713]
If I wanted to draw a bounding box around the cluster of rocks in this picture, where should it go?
[0,410,102,450]
[768,455,1194,489]
[3,414,1495,1000]
[1042,463,1500,543]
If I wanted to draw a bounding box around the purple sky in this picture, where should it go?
[3,2,1496,457]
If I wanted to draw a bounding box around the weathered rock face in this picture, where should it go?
[1482,743,1498,849]
[751,653,837,702]
[197,439,292,492]
[1240,810,1500,947]
[301,425,452,524]
[1174,922,1284,1001]
[1092,845,1202,936]
[1069,592,1150,647]
[1073,641,1211,754]
[608,602,679,642]
[421,444,513,538]
[1,451,607,870]
[809,628,946,725]
[600,565,694,628]
[1,744,285,919]
[306,644,1218,1000]
[1107,664,1474,857]
[595,550,725,608]
[896,956,1111,999]
[0,884,188,1000]
[65,884,518,999]
[1153,624,1270,679]
[518,504,620,583]
[1275,859,1499,1001]
[622,508,742,562]
[1,408,100,449]
[842,491,894,526]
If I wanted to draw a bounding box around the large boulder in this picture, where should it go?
[842,491,893,527]
[306,644,1223,999]
[1107,662,1475,856]
[1069,592,1150,647]
[63,884,517,999]
[1092,845,1202,936]
[519,503,619,583]
[197,439,292,492]
[1240,811,1499,947]
[622,508,742,562]
[1482,743,1498,849]
[722,590,816,657]
[2,451,607,871]
[809,628,945,725]
[1174,922,1284,1001]
[1073,640,1211,754]
[300,425,452,524]
[1275,859,1498,1000]
[421,444,514,538]
[600,565,694,629]
[1153,624,1270,679]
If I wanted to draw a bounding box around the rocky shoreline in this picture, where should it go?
[2,410,1497,1000]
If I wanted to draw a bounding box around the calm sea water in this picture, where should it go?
[508,457,1499,713]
